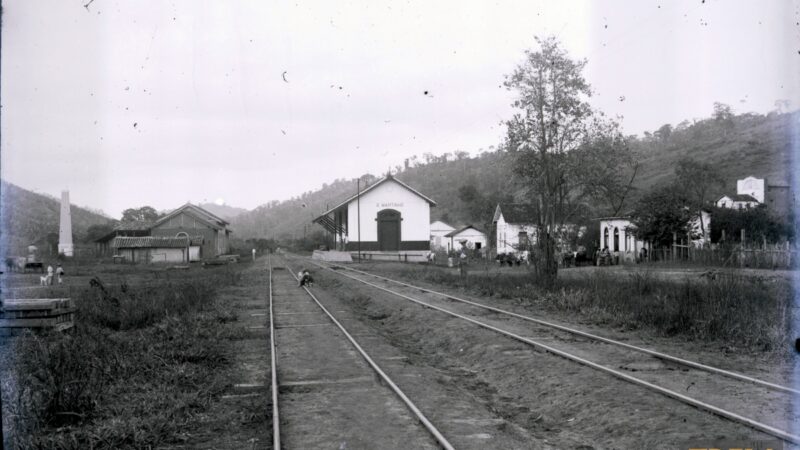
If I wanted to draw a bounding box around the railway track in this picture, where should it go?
[267,256,454,449]
[307,258,799,446]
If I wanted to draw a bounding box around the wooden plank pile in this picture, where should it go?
[0,298,75,333]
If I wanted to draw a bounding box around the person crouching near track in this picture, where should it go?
[298,269,314,287]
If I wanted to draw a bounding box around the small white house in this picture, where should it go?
[598,217,650,263]
[430,220,455,251]
[493,204,538,255]
[313,175,436,261]
[715,194,759,210]
[445,225,487,253]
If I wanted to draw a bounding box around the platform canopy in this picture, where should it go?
[312,213,345,235]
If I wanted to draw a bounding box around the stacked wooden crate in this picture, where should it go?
[0,298,75,333]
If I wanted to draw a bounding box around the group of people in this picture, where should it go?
[40,264,65,286]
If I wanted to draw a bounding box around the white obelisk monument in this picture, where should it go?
[58,190,74,257]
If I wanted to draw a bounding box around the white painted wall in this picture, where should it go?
[737,176,765,203]
[346,179,431,242]
[495,213,537,254]
[599,218,649,263]
[450,228,487,250]
[716,195,759,210]
[430,220,454,250]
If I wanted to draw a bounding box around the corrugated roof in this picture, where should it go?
[494,203,539,224]
[112,236,192,248]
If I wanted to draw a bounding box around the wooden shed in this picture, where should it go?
[111,236,202,264]
[150,204,232,258]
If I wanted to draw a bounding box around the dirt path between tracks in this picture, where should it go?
[309,263,796,449]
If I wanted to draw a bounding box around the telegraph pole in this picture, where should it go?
[357,179,361,263]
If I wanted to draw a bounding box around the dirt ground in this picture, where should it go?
[298,258,798,449]
[8,256,794,448]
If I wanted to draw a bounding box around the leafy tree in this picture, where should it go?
[654,123,672,142]
[502,36,633,285]
[712,102,734,129]
[674,157,723,243]
[630,185,694,247]
[121,206,160,222]
[84,222,118,242]
[710,206,794,244]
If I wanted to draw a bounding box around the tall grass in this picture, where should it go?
[3,266,246,449]
[385,265,792,353]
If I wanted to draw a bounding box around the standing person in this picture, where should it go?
[56,264,65,284]
[46,265,54,286]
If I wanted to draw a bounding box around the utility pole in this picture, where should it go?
[357,178,362,263]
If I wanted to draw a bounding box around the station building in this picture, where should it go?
[313,175,436,261]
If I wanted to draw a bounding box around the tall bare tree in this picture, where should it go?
[503,36,634,286]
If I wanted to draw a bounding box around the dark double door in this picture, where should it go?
[377,209,401,251]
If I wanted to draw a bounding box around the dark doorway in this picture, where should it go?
[377,209,401,251]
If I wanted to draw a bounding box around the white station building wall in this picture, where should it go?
[346,180,431,242]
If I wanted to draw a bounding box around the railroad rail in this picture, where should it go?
[308,258,800,445]
[267,256,454,449]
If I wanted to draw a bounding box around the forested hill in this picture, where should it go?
[231,108,796,241]
[1,180,112,255]
[630,108,796,196]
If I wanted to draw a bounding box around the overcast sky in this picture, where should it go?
[2,0,797,218]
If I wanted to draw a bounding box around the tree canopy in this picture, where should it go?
[502,36,635,284]
[121,206,160,222]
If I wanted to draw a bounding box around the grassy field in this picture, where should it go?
[1,260,251,449]
[359,262,795,355]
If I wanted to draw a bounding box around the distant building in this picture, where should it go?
[715,194,760,210]
[111,236,203,264]
[150,203,232,258]
[492,203,538,255]
[736,176,765,203]
[716,175,795,217]
[430,220,455,251]
[94,221,153,257]
[599,210,710,263]
[765,184,796,220]
[445,225,487,253]
[598,217,648,262]
[313,175,436,261]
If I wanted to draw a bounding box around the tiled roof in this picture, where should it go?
[112,236,193,248]
[494,203,539,224]
[718,194,759,203]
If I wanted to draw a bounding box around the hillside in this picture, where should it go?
[630,109,795,200]
[0,181,112,256]
[197,202,248,221]
[231,109,796,242]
